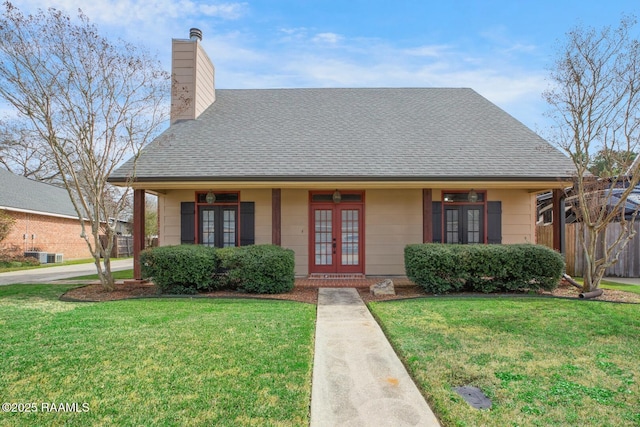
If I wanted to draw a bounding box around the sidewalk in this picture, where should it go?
[0,259,133,286]
[310,288,440,426]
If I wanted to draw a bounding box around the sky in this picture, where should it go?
[8,0,640,132]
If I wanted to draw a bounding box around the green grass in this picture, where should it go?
[598,280,640,295]
[370,297,640,427]
[0,284,315,426]
[67,269,134,281]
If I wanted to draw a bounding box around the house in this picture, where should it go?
[0,168,90,260]
[109,29,574,280]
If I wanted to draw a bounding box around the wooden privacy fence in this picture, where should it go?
[537,223,640,277]
[99,235,134,258]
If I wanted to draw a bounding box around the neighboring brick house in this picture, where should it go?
[0,168,90,260]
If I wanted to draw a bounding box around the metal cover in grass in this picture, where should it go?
[453,386,492,409]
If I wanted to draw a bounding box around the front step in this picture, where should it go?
[308,273,366,280]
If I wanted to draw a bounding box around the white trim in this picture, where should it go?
[0,205,81,221]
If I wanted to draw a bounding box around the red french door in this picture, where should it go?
[310,196,364,274]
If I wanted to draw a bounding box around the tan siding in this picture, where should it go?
[170,41,196,122]
[158,190,193,246]
[171,39,215,123]
[159,189,271,247]
[281,189,309,276]
[487,189,535,244]
[365,189,422,275]
[194,44,215,118]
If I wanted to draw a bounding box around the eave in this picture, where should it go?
[108,175,573,194]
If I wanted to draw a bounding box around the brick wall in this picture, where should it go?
[1,209,91,260]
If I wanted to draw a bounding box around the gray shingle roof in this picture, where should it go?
[0,168,78,218]
[110,88,574,182]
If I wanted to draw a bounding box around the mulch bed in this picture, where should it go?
[60,279,640,305]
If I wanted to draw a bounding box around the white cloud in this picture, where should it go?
[403,45,452,57]
[312,32,342,45]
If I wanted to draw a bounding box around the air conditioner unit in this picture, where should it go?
[46,253,63,263]
[24,251,48,263]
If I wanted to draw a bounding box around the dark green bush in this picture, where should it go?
[405,244,564,293]
[226,245,295,294]
[140,244,296,295]
[140,245,219,294]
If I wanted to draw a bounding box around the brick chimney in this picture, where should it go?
[170,28,215,123]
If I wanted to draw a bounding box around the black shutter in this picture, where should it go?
[432,202,442,243]
[180,202,195,244]
[240,202,255,246]
[487,201,502,244]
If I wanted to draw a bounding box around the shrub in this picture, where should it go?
[227,245,295,294]
[405,243,564,293]
[140,245,218,294]
[140,244,296,295]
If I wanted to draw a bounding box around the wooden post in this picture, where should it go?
[133,189,145,280]
[423,189,433,243]
[552,188,565,255]
[272,189,281,246]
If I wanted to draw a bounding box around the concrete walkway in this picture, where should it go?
[310,288,440,426]
[0,259,133,285]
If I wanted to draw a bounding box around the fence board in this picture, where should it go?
[536,222,640,277]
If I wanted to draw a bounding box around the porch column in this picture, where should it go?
[423,189,433,243]
[133,189,145,280]
[552,188,565,255]
[272,189,281,245]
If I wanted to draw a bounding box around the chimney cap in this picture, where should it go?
[189,28,202,41]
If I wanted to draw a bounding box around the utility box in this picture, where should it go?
[24,251,48,264]
[47,253,64,263]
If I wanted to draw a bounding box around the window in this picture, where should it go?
[442,191,486,244]
[196,192,239,248]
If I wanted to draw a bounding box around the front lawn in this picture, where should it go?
[0,284,315,426]
[67,269,134,281]
[370,297,640,427]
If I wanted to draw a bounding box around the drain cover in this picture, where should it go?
[453,386,492,409]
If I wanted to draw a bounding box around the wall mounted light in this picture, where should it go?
[468,189,478,203]
[205,191,216,204]
[332,190,342,204]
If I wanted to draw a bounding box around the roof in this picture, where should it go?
[110,88,574,182]
[0,168,78,218]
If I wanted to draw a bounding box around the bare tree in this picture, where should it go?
[544,15,640,292]
[0,119,62,182]
[0,2,169,290]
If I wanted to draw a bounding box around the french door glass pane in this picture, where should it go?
[202,210,215,247]
[315,210,332,265]
[446,209,459,244]
[467,209,481,244]
[223,209,236,247]
[341,209,359,265]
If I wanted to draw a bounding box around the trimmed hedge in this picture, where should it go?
[141,244,295,295]
[223,245,295,294]
[405,243,564,294]
[140,245,219,294]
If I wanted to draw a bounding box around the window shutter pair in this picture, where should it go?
[180,201,255,246]
[431,201,502,244]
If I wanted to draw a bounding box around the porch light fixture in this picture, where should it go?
[332,190,342,204]
[468,189,478,203]
[205,191,216,204]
